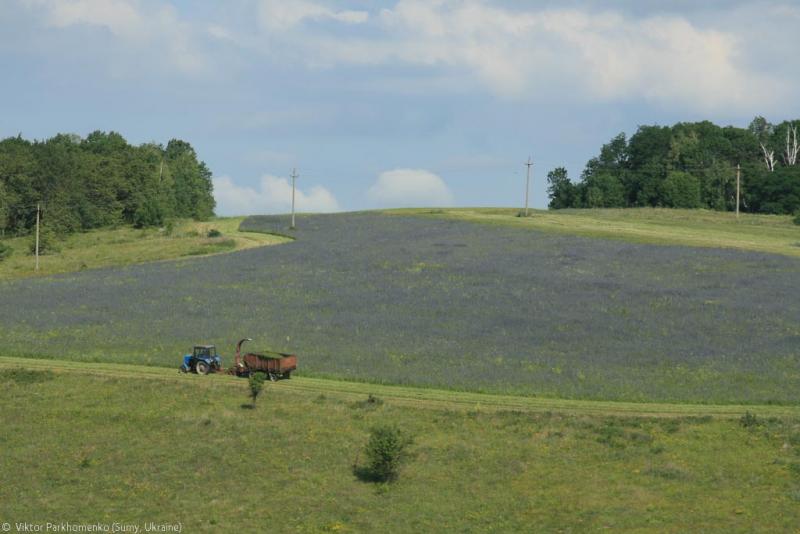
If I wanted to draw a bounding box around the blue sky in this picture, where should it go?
[2,1,800,214]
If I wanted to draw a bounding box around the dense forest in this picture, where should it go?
[0,131,215,237]
[547,117,800,215]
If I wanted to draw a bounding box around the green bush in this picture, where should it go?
[207,228,222,238]
[793,211,800,226]
[740,411,760,428]
[362,425,413,482]
[0,242,12,262]
[248,372,265,405]
[28,227,60,256]
[0,368,55,384]
[661,171,701,209]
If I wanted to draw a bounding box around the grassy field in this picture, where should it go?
[1,357,799,532]
[0,217,289,280]
[385,207,800,258]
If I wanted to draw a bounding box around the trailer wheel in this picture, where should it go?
[195,361,210,375]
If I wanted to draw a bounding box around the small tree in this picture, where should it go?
[28,227,60,256]
[546,167,576,209]
[363,425,413,482]
[248,372,265,405]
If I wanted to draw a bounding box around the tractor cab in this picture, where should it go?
[180,344,222,375]
[194,345,217,359]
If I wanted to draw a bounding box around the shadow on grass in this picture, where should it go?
[352,465,386,483]
[240,403,255,410]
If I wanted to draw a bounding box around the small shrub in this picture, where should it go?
[740,412,760,429]
[0,368,55,384]
[659,419,681,434]
[248,372,265,405]
[0,242,12,262]
[207,228,222,238]
[164,220,176,236]
[360,425,413,482]
[353,394,384,409]
[793,211,800,226]
[28,227,60,255]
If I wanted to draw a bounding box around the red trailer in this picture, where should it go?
[230,338,297,381]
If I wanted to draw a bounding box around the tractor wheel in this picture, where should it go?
[195,361,210,375]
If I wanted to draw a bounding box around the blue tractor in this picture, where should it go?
[180,344,223,375]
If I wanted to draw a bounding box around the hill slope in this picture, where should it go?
[2,358,799,532]
[1,212,798,404]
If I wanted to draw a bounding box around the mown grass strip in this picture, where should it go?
[384,207,800,258]
[3,356,797,419]
[0,217,290,280]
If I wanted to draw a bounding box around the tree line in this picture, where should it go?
[546,118,800,215]
[0,131,215,237]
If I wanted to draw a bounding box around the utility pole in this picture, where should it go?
[524,157,533,217]
[290,168,298,229]
[35,202,40,271]
[735,164,741,219]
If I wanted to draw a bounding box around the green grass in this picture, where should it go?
[1,357,799,532]
[0,217,289,280]
[385,207,800,258]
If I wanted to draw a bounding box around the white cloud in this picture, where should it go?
[252,0,788,113]
[257,0,368,31]
[367,169,454,208]
[22,0,206,74]
[213,175,340,216]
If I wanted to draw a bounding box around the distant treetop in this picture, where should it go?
[546,117,800,215]
[0,130,215,236]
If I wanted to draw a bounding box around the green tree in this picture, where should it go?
[363,425,413,482]
[248,372,265,406]
[582,172,626,208]
[0,181,9,236]
[661,171,701,208]
[746,165,800,214]
[546,167,576,209]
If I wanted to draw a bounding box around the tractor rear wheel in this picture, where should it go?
[196,361,210,375]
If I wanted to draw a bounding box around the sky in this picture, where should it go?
[2,0,800,215]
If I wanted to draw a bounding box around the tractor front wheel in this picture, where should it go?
[196,361,210,375]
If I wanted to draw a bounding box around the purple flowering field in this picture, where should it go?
[2,212,799,403]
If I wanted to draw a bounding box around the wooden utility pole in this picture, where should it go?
[35,202,40,271]
[524,157,533,217]
[735,164,741,219]
[290,168,298,229]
